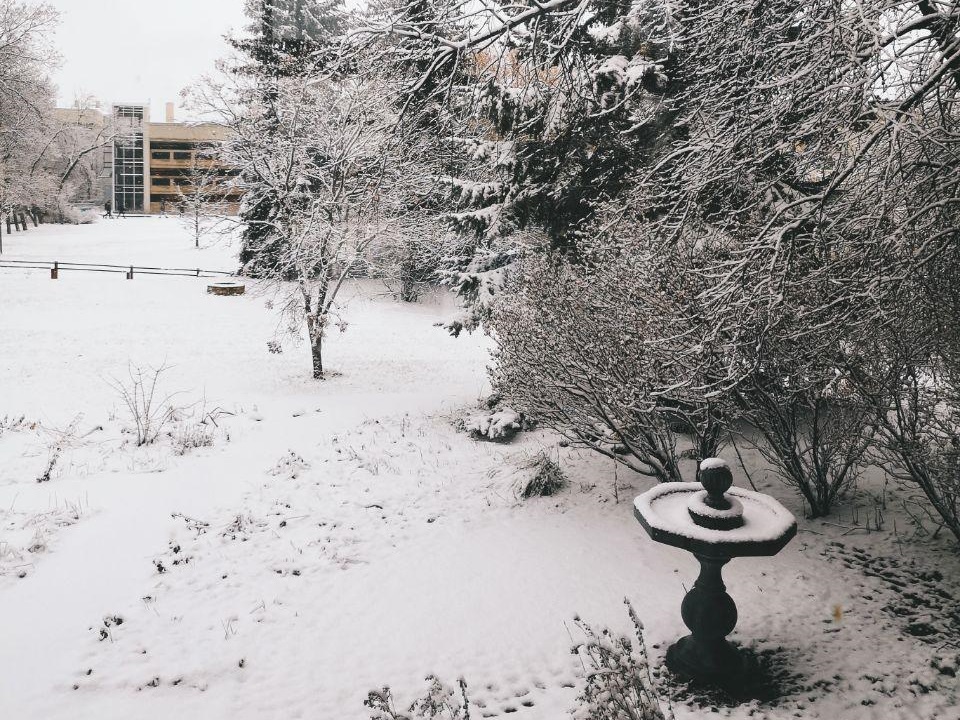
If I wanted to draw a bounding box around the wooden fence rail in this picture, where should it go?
[0,259,235,280]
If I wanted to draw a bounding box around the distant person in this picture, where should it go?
[159,198,167,217]
[117,200,126,218]
[103,201,112,219]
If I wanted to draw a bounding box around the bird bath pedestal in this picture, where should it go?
[634,459,797,686]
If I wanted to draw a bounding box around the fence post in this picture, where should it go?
[51,261,58,280]
[126,265,134,280]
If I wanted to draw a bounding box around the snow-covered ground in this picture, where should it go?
[1,219,958,719]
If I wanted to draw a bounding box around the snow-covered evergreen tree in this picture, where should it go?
[357,0,678,334]
[229,0,343,275]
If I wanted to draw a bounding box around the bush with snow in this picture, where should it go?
[268,450,310,479]
[862,359,960,542]
[171,421,215,456]
[737,378,877,518]
[517,450,567,499]
[572,599,672,720]
[490,255,715,483]
[463,408,523,442]
[366,676,470,719]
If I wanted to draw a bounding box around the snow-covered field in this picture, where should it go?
[1,219,958,719]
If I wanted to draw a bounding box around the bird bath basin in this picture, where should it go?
[634,458,797,686]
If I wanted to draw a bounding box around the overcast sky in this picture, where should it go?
[48,0,248,120]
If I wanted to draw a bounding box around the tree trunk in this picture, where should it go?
[310,334,324,379]
[400,274,418,303]
[305,309,325,380]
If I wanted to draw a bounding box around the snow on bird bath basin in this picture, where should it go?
[635,482,796,553]
[635,458,797,558]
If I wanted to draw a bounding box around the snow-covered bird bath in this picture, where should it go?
[634,458,797,688]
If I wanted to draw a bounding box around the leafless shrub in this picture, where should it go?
[37,414,82,483]
[737,373,878,518]
[0,415,29,436]
[366,676,471,720]
[364,602,668,720]
[571,599,672,720]
[858,362,960,543]
[107,363,182,447]
[490,255,730,483]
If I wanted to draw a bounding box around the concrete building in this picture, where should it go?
[145,102,242,215]
[58,102,241,215]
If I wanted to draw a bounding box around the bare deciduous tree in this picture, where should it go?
[191,60,430,377]
[0,1,60,222]
[176,149,233,248]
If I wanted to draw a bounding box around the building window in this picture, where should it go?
[113,131,145,212]
[152,178,171,186]
[174,178,191,186]
[173,152,192,161]
[152,151,170,160]
[151,141,193,151]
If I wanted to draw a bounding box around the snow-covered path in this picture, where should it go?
[1,220,959,720]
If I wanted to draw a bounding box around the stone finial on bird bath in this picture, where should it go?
[634,458,797,686]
